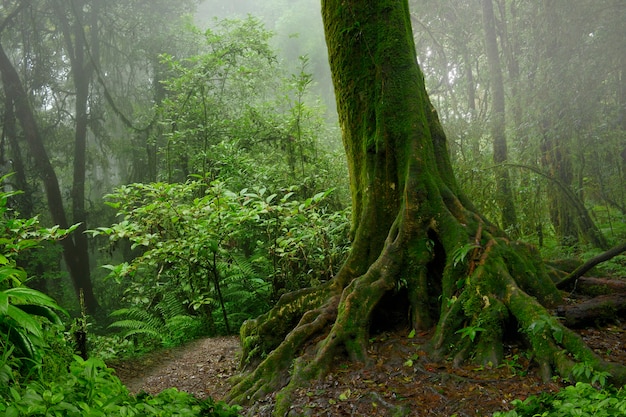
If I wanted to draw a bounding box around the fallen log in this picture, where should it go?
[576,277,626,295]
[557,293,626,327]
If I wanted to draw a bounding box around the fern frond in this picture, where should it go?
[108,319,162,340]
[155,291,186,319]
[108,306,167,343]
[229,254,258,278]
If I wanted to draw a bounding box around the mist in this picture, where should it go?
[1,2,625,415]
[195,0,335,112]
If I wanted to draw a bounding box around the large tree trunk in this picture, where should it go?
[228,1,626,414]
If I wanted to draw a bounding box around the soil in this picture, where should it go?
[109,319,625,417]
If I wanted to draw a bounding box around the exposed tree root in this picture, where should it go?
[229,214,410,412]
[225,2,626,413]
[430,235,626,385]
[229,287,338,403]
[229,204,626,416]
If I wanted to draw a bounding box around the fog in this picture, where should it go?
[1,2,625,413]
[195,0,335,112]
[1,0,624,326]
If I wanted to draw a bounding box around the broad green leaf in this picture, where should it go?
[0,291,8,314]
[16,305,64,325]
[0,266,26,285]
[5,287,63,312]
[6,304,43,339]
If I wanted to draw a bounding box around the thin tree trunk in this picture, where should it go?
[482,0,517,234]
[52,0,100,313]
[2,94,31,214]
[557,242,626,289]
[0,39,99,314]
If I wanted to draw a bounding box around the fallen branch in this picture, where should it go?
[557,242,626,289]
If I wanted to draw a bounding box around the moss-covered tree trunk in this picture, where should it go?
[228,1,625,414]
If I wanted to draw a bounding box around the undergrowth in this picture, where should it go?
[1,356,241,417]
[493,382,626,417]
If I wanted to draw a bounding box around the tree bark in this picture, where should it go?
[557,294,626,327]
[2,94,31,214]
[227,1,626,414]
[575,277,626,294]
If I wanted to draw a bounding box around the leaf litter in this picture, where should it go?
[110,323,625,416]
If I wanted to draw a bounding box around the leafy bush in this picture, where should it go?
[155,17,347,202]
[0,356,241,417]
[0,182,241,416]
[90,178,349,344]
[0,183,75,382]
[493,383,626,417]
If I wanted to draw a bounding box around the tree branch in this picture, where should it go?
[557,241,626,289]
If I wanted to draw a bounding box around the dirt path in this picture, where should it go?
[111,336,240,400]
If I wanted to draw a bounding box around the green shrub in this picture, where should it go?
[91,179,349,343]
[493,383,626,417]
[0,182,74,384]
[0,356,242,417]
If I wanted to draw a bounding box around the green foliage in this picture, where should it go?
[0,182,72,377]
[571,362,612,388]
[84,333,137,362]
[90,178,349,344]
[0,356,242,417]
[451,243,480,268]
[154,17,347,203]
[492,383,626,417]
[0,178,238,410]
[0,183,244,417]
[455,325,485,342]
[92,17,349,351]
[526,314,564,345]
[108,304,205,350]
[157,16,279,182]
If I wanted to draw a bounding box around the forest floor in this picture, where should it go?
[110,306,625,416]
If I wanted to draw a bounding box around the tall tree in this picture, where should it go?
[481,0,517,233]
[0,0,200,313]
[228,1,625,414]
[0,2,99,312]
[534,0,608,248]
[52,0,99,312]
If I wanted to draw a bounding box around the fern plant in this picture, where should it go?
[108,307,163,342]
[215,254,271,331]
[109,290,205,349]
